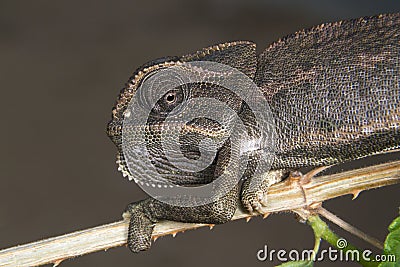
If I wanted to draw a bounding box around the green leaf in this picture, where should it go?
[276,260,314,267]
[388,216,400,232]
[378,215,400,267]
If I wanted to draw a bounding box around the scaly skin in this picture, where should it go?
[107,14,400,252]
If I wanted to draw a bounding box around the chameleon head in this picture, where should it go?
[107,42,276,206]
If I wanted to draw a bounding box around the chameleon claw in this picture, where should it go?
[243,203,254,213]
[209,224,215,230]
[245,216,252,222]
[260,196,268,207]
[172,232,177,237]
[152,236,159,242]
[122,211,131,220]
[257,191,264,201]
[253,202,263,213]
[262,213,269,219]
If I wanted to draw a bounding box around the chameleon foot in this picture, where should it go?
[124,200,156,253]
[240,169,287,213]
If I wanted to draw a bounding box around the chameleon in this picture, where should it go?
[106,13,400,252]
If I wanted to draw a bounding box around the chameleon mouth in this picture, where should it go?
[107,119,228,141]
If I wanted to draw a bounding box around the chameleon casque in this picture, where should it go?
[107,14,400,252]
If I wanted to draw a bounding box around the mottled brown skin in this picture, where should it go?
[107,14,400,252]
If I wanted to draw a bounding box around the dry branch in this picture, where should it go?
[0,160,399,267]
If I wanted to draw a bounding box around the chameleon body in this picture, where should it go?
[107,14,400,252]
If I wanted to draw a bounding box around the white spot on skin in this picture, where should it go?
[240,138,261,155]
[123,109,131,118]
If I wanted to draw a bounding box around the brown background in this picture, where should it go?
[1,1,400,266]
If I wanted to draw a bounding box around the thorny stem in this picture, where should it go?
[0,159,399,267]
[317,207,384,250]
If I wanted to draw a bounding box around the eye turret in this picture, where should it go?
[156,88,185,114]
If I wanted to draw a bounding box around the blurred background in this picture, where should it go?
[1,1,400,266]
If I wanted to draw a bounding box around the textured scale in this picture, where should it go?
[255,13,400,168]
[107,13,400,252]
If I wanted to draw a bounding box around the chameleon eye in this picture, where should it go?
[165,92,176,104]
[154,87,186,115]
